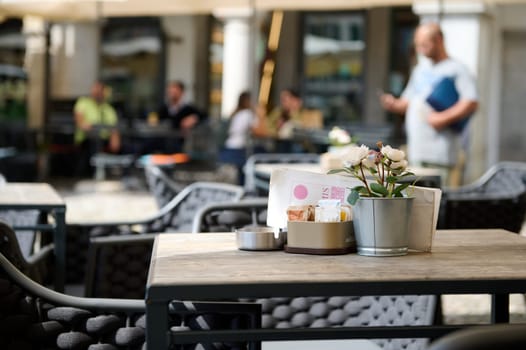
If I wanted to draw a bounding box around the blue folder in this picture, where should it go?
[426,77,470,133]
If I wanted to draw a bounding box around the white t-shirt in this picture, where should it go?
[225,109,257,149]
[402,57,478,166]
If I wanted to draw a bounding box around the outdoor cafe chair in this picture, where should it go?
[143,163,184,208]
[0,214,53,286]
[191,197,269,233]
[85,197,268,299]
[84,234,155,299]
[0,176,54,285]
[0,221,261,350]
[438,161,526,233]
[66,181,244,283]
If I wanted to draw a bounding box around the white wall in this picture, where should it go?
[49,23,99,98]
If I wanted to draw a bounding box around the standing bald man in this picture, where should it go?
[381,22,478,185]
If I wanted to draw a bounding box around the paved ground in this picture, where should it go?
[52,176,526,325]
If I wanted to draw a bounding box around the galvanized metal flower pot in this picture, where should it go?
[352,197,414,257]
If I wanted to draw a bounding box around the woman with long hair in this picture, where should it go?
[219,91,257,185]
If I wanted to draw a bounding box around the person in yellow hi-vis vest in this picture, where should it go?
[73,81,121,176]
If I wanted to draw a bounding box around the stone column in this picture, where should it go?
[23,17,47,129]
[214,8,254,119]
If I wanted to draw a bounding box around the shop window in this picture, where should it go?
[388,7,418,97]
[302,12,366,126]
[0,18,27,122]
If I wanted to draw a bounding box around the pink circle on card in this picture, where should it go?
[293,185,308,200]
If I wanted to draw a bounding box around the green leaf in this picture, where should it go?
[386,176,398,184]
[359,187,369,195]
[393,182,410,196]
[370,183,388,196]
[327,169,350,174]
[368,167,378,174]
[347,190,360,205]
[398,172,415,177]
[352,185,366,192]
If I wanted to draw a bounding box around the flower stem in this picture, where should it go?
[359,164,372,196]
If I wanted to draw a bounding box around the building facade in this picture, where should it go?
[1,1,525,182]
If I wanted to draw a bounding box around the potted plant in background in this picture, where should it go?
[320,127,356,171]
[329,141,416,256]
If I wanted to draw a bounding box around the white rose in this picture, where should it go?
[381,145,405,162]
[342,145,369,167]
[329,127,351,145]
[390,160,408,170]
[361,154,376,169]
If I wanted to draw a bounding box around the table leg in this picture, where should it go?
[146,300,170,349]
[53,207,66,293]
[491,294,510,323]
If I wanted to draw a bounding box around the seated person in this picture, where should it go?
[154,80,207,153]
[74,81,120,176]
[256,88,309,152]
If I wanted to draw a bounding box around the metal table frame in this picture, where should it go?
[146,231,526,348]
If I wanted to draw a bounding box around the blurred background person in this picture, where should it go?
[380,22,478,186]
[219,91,259,185]
[257,87,307,152]
[73,81,121,176]
[155,80,207,153]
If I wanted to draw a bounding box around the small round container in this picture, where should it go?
[236,226,286,251]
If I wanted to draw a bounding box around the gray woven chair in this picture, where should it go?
[144,164,184,208]
[438,161,526,233]
[84,234,155,299]
[0,209,52,284]
[191,198,269,233]
[66,182,244,283]
[0,221,261,350]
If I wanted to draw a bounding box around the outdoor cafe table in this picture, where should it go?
[0,182,66,292]
[146,229,526,348]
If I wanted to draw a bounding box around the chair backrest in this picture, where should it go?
[145,181,245,233]
[0,217,53,284]
[439,161,526,232]
[244,153,320,194]
[464,161,526,196]
[85,234,155,299]
[144,164,184,208]
[192,197,269,233]
[427,324,526,350]
[0,209,41,259]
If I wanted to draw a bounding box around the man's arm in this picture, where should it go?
[74,109,92,131]
[427,99,478,130]
[380,93,409,116]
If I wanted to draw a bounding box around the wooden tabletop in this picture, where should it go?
[148,229,526,293]
[0,183,65,207]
